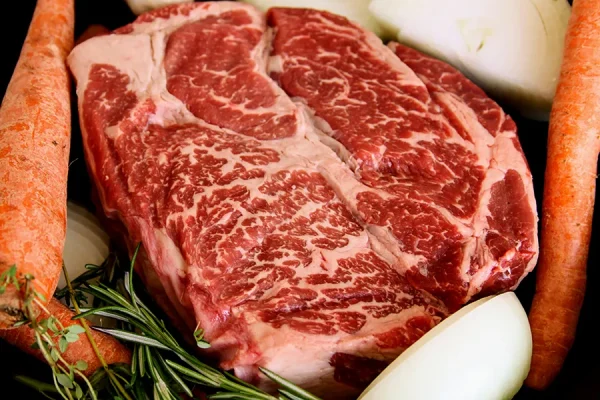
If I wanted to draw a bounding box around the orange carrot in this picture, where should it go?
[0,0,74,326]
[0,298,131,375]
[526,0,600,389]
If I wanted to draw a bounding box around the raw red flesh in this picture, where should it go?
[67,3,538,397]
[268,8,538,311]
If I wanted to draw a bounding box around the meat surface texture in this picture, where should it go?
[67,3,538,397]
[268,9,538,311]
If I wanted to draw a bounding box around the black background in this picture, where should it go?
[0,1,598,399]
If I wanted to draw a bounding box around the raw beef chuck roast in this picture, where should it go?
[67,2,538,397]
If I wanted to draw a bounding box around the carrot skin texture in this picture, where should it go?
[0,298,131,375]
[0,0,74,326]
[526,0,600,389]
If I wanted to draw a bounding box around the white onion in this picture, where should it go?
[359,292,532,400]
[369,0,571,120]
[241,0,385,37]
[60,202,113,327]
[60,202,109,289]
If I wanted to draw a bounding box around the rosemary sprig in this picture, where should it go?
[74,244,322,400]
[62,263,133,400]
[54,254,119,306]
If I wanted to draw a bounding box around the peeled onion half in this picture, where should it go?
[59,202,114,326]
[359,292,532,400]
[60,202,110,289]
[369,0,571,120]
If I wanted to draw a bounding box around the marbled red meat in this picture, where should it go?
[67,3,538,398]
[268,8,538,310]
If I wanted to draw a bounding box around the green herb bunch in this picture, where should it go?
[10,245,322,400]
[1,265,101,400]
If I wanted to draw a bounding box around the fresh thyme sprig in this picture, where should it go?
[75,244,322,400]
[6,269,97,400]
[0,265,20,295]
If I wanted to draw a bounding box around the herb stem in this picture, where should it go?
[34,329,71,400]
[51,373,71,400]
[128,244,141,314]
[14,376,59,393]
[62,264,133,400]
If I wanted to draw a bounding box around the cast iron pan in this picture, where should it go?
[1,1,598,399]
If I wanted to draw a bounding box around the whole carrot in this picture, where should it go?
[527,0,600,389]
[0,0,74,327]
[0,298,131,375]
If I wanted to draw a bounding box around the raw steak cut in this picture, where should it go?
[67,2,538,397]
[68,3,446,397]
[268,8,538,311]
